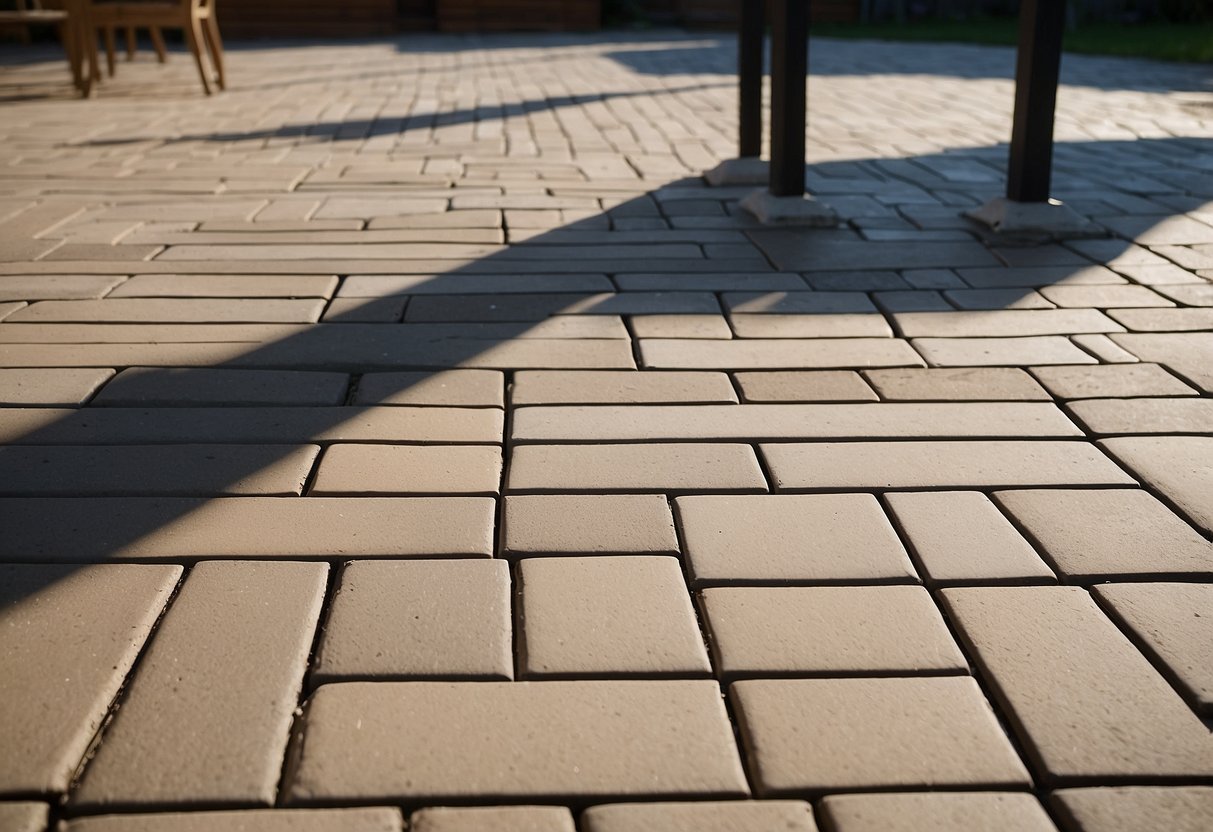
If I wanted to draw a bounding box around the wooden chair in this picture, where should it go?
[89,0,224,94]
[0,0,90,91]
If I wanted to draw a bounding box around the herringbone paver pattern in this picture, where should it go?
[0,30,1211,832]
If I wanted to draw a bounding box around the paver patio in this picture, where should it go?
[0,27,1211,832]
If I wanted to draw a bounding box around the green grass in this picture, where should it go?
[812,18,1213,64]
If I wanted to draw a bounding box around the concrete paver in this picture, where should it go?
[0,28,1209,828]
[0,803,49,832]
[285,681,748,803]
[581,801,817,832]
[819,793,1058,832]
[314,560,512,683]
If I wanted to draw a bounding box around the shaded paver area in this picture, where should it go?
[1,30,1212,832]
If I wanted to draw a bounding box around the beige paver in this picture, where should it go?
[1092,583,1213,713]
[0,444,319,496]
[0,564,181,795]
[733,370,876,402]
[1038,284,1172,308]
[884,490,1054,585]
[993,489,1213,580]
[322,297,408,322]
[311,444,502,495]
[912,337,1098,367]
[507,443,767,493]
[354,370,504,407]
[285,681,749,803]
[1030,363,1195,398]
[511,370,737,404]
[864,367,1049,401]
[819,793,1058,832]
[676,494,917,585]
[728,313,892,338]
[640,338,923,369]
[1070,398,1213,434]
[61,808,404,832]
[700,586,965,678]
[731,677,1030,794]
[9,298,325,323]
[581,801,816,832]
[0,368,113,405]
[314,560,512,683]
[762,441,1134,490]
[74,561,328,809]
[0,406,503,444]
[894,310,1122,338]
[501,494,678,556]
[630,313,733,339]
[92,367,349,406]
[1050,787,1213,832]
[0,497,495,561]
[0,803,48,832]
[410,806,574,832]
[512,402,1080,443]
[517,556,710,678]
[941,587,1213,785]
[0,274,125,300]
[108,274,339,299]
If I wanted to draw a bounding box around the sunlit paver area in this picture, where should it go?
[1,31,1212,832]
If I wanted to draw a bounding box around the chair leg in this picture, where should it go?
[150,27,167,63]
[103,25,116,77]
[202,13,225,91]
[125,26,136,60]
[184,14,212,95]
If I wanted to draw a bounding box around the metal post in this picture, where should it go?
[738,0,765,158]
[769,0,808,198]
[1006,0,1066,203]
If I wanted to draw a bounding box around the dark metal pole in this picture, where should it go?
[738,0,765,158]
[769,0,808,197]
[1006,0,1066,203]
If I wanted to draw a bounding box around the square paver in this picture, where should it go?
[517,556,710,678]
[676,494,918,586]
[314,560,512,683]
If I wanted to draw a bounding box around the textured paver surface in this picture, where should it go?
[0,27,1211,831]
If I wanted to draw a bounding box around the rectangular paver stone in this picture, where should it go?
[1069,398,1213,435]
[912,337,1098,367]
[354,370,504,407]
[73,561,329,809]
[0,497,494,561]
[314,560,512,683]
[0,803,48,832]
[820,793,1058,832]
[641,338,923,370]
[700,586,965,678]
[511,371,737,404]
[1099,437,1213,534]
[1030,364,1195,399]
[993,489,1213,581]
[511,403,1080,442]
[864,368,1049,401]
[676,494,916,585]
[0,368,113,405]
[10,298,325,323]
[0,564,181,794]
[884,492,1054,586]
[731,677,1030,794]
[941,586,1213,785]
[93,368,349,406]
[0,444,319,496]
[1050,787,1213,832]
[507,443,767,494]
[733,371,876,403]
[411,806,573,832]
[1091,583,1213,714]
[762,441,1134,490]
[501,494,678,556]
[61,809,403,832]
[285,681,749,803]
[518,556,710,678]
[581,801,816,832]
[311,444,502,496]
